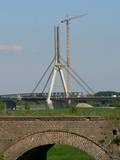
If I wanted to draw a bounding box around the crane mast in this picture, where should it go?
[66,18,70,95]
[61,13,88,95]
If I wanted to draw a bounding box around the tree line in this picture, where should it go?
[95,91,120,97]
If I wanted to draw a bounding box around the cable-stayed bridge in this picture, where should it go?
[0,26,119,107]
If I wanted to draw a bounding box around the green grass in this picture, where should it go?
[0,106,120,118]
[48,144,95,160]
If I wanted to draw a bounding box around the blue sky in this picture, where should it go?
[0,0,120,94]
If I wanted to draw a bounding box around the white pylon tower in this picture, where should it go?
[46,26,69,109]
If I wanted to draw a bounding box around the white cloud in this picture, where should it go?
[0,44,24,52]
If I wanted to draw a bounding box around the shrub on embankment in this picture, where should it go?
[0,101,5,112]
[111,136,120,145]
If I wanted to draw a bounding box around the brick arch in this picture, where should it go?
[4,130,110,160]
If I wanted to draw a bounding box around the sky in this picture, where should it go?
[0,0,120,95]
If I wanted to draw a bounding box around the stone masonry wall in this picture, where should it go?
[0,117,120,160]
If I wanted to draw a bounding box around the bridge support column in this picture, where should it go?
[17,144,54,160]
[46,99,54,110]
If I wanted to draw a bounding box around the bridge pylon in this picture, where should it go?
[46,26,69,109]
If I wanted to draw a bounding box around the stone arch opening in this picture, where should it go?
[17,144,95,160]
[17,144,54,160]
[4,130,110,160]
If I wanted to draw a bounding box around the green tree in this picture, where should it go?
[95,91,119,97]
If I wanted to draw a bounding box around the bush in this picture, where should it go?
[0,101,5,112]
[112,136,120,145]
[24,103,31,112]
[115,101,120,107]
[69,105,78,113]
[0,155,5,160]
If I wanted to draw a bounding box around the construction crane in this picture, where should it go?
[61,12,88,95]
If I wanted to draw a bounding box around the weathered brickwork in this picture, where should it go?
[0,116,120,160]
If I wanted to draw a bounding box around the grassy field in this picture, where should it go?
[48,144,95,160]
[0,106,120,118]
